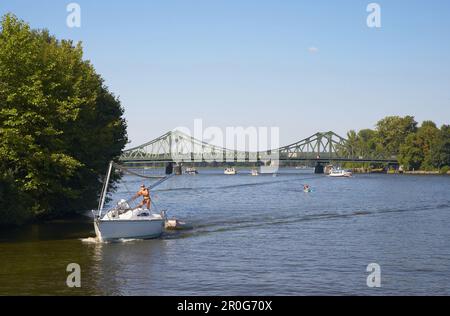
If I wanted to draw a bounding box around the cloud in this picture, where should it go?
[308,46,319,54]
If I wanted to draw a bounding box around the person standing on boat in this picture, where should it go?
[134,184,151,210]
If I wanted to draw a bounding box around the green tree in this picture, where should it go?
[416,121,440,169]
[0,14,127,225]
[399,121,440,171]
[399,133,424,170]
[431,125,450,169]
[357,129,377,158]
[375,116,418,157]
[344,130,358,157]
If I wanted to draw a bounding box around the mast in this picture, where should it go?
[98,161,113,218]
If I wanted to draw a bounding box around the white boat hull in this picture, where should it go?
[224,168,237,175]
[94,218,164,241]
[328,171,352,178]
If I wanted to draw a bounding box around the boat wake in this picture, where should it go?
[80,237,145,244]
[163,203,450,240]
[80,237,103,244]
[152,176,321,193]
[116,238,145,243]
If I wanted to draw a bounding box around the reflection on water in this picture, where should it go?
[1,169,450,295]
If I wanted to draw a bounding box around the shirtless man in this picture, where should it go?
[134,184,151,210]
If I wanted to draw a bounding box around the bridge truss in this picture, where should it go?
[119,130,397,164]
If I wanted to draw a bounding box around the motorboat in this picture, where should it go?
[224,167,237,175]
[185,167,198,175]
[93,162,174,241]
[328,168,352,178]
[251,169,259,176]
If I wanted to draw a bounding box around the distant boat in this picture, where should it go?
[224,167,237,175]
[251,169,259,176]
[185,167,198,175]
[324,164,334,175]
[328,168,352,178]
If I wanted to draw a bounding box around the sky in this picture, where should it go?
[1,0,450,148]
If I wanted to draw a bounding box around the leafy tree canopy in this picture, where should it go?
[0,14,128,226]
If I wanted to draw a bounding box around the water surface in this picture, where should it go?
[1,169,450,295]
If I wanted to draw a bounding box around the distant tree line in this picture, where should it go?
[0,14,128,226]
[343,116,450,173]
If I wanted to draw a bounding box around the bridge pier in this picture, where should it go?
[165,162,183,175]
[165,162,174,175]
[174,163,183,175]
[314,162,324,174]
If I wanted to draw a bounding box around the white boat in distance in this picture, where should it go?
[328,168,353,178]
[185,167,198,175]
[93,162,173,241]
[224,167,237,175]
[251,169,259,176]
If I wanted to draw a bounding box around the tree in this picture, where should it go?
[399,133,425,170]
[398,121,440,171]
[431,125,450,168]
[0,14,127,225]
[344,130,358,157]
[416,121,440,169]
[375,116,418,157]
[357,129,377,158]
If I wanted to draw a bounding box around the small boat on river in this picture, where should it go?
[93,162,175,241]
[328,168,353,178]
[185,167,198,175]
[224,167,237,175]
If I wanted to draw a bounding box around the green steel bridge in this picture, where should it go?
[119,130,398,168]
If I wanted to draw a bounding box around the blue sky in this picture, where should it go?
[1,0,450,147]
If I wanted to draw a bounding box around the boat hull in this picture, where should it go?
[328,173,352,178]
[224,168,237,175]
[94,219,164,241]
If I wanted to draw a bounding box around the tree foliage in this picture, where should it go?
[0,14,128,226]
[344,116,450,172]
[375,116,418,157]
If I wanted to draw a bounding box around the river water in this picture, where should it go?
[1,169,450,295]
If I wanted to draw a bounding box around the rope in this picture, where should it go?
[100,164,175,216]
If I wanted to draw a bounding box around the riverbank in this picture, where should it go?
[350,168,450,175]
[402,170,450,175]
